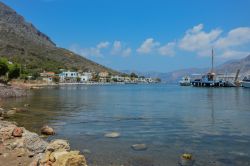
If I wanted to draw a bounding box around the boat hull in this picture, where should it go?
[180,82,191,86]
[242,81,250,88]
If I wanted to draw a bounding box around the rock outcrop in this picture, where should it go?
[0,120,87,166]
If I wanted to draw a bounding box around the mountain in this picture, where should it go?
[216,55,250,74]
[128,55,250,83]
[0,2,119,75]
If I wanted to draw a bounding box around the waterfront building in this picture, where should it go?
[59,71,79,82]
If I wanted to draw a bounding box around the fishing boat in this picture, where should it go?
[179,76,191,86]
[242,76,250,88]
[191,49,223,87]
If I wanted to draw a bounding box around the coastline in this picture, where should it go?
[0,114,87,166]
[0,84,27,98]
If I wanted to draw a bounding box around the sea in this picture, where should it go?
[2,84,250,166]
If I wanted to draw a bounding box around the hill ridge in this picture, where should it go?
[0,2,119,75]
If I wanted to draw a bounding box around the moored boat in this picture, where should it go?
[179,76,191,86]
[242,76,250,88]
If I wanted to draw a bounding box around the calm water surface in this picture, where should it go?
[2,84,250,166]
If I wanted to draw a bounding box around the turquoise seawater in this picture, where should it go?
[3,84,250,166]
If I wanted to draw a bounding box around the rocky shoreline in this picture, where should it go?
[0,117,87,166]
[0,84,27,98]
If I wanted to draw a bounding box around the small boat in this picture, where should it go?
[179,76,191,86]
[242,76,250,88]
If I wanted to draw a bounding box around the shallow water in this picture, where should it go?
[2,84,250,166]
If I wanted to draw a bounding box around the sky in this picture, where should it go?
[2,0,250,72]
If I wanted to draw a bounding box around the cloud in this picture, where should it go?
[69,25,250,60]
[220,50,250,59]
[137,38,160,54]
[69,41,109,57]
[177,24,250,59]
[179,24,222,56]
[111,41,132,57]
[158,42,176,56]
[215,27,250,49]
[69,41,131,58]
[97,41,110,49]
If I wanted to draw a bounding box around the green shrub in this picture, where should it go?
[0,58,9,76]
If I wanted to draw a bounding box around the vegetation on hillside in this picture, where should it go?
[0,58,21,83]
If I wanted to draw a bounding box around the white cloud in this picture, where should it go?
[97,41,110,49]
[137,38,160,54]
[220,50,250,59]
[158,42,176,56]
[111,41,132,57]
[69,25,250,60]
[70,41,131,58]
[69,41,109,57]
[215,27,250,49]
[179,24,222,56]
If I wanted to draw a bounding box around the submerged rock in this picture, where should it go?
[131,144,148,151]
[179,153,195,166]
[41,125,55,135]
[0,108,5,117]
[82,149,91,154]
[6,109,16,116]
[104,132,120,138]
[24,104,30,107]
[46,139,70,152]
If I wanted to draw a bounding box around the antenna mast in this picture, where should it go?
[211,48,214,73]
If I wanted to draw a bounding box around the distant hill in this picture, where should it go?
[0,2,119,75]
[216,55,250,74]
[126,55,250,83]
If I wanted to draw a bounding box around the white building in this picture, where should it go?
[59,71,79,82]
[79,72,93,82]
[111,75,125,82]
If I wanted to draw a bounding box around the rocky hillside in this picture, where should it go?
[217,55,250,74]
[0,2,118,75]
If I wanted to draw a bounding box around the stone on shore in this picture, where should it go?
[12,127,23,137]
[41,125,55,135]
[46,139,70,152]
[23,130,48,154]
[52,151,87,166]
[104,131,121,138]
[0,120,87,166]
[131,144,148,151]
[0,124,16,140]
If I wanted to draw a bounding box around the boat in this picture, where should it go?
[242,76,250,88]
[179,76,191,86]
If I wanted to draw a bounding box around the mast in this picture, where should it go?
[211,48,214,73]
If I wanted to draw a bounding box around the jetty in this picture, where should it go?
[191,49,240,87]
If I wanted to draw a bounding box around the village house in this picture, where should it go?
[40,71,55,83]
[79,72,93,82]
[59,71,79,82]
[98,71,110,82]
[111,75,125,82]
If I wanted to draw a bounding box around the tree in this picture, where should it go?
[156,78,161,83]
[76,77,81,82]
[0,58,9,76]
[130,72,138,78]
[8,64,20,80]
